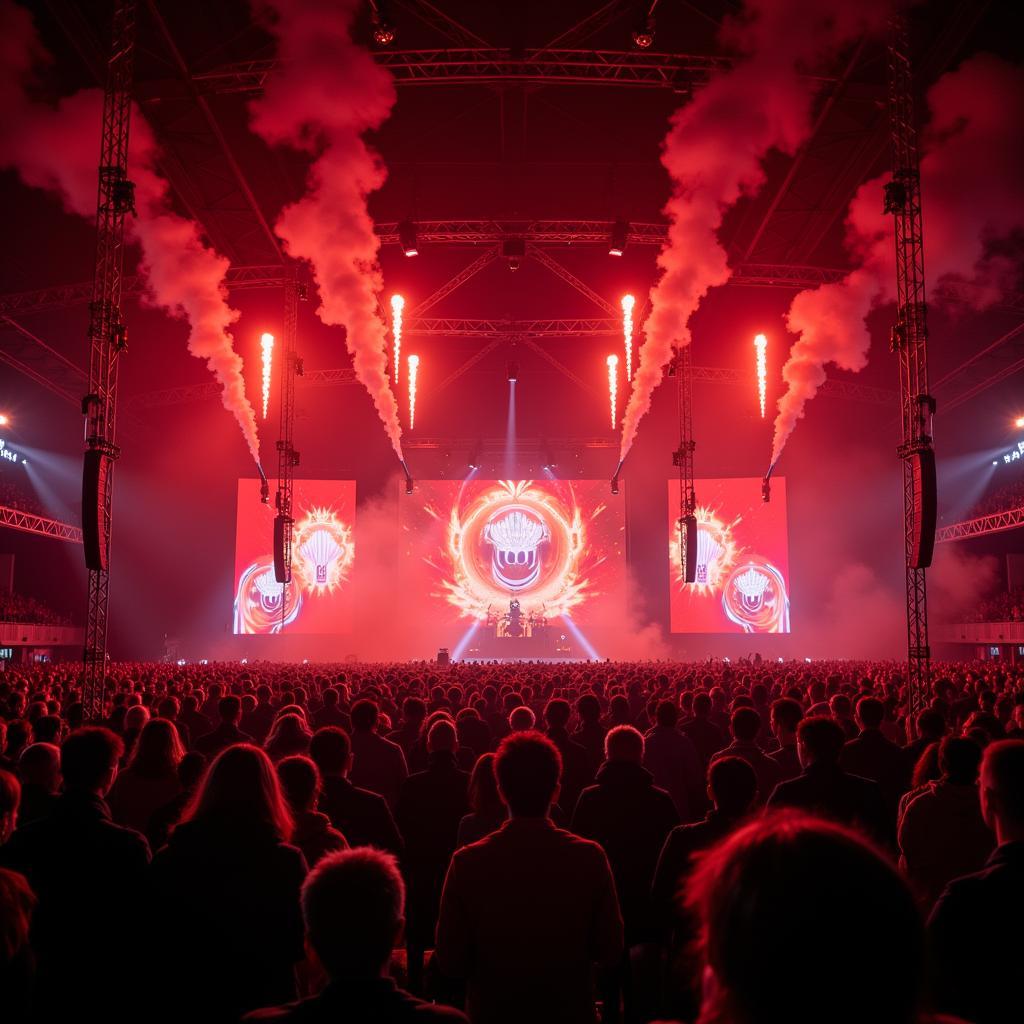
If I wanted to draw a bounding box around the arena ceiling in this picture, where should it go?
[1,0,1021,437]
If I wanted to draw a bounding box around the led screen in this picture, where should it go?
[400,478,626,654]
[233,479,356,634]
[668,477,791,634]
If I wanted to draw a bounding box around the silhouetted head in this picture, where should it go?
[686,813,924,1024]
[495,731,561,817]
[302,848,404,979]
[708,756,757,817]
[183,744,292,841]
[605,724,644,764]
[61,727,123,796]
[797,716,845,769]
[309,726,351,777]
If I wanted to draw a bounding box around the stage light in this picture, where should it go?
[390,294,404,384]
[621,294,635,381]
[370,1,395,45]
[398,219,418,256]
[407,354,419,428]
[609,220,629,256]
[0,414,8,426]
[754,333,768,419]
[1015,416,1024,428]
[607,354,619,429]
[631,11,655,49]
[507,361,519,383]
[260,332,274,420]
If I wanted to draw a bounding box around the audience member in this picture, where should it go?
[277,755,348,867]
[457,752,506,846]
[395,720,470,991]
[310,726,403,853]
[148,744,307,1021]
[642,699,703,820]
[107,718,184,832]
[767,716,890,845]
[194,695,254,757]
[684,813,927,1024]
[898,736,994,909]
[245,848,467,1023]
[928,739,1024,1024]
[349,700,408,808]
[14,744,59,827]
[436,731,623,1024]
[0,728,150,1021]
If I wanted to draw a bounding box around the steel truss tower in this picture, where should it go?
[82,0,138,718]
[886,17,935,717]
[274,274,301,615]
[674,345,698,581]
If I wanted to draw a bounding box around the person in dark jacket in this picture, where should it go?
[767,716,890,847]
[710,707,780,806]
[277,755,348,867]
[148,744,307,1023]
[544,697,593,815]
[651,756,758,1022]
[194,695,255,757]
[0,728,151,1023]
[245,847,466,1024]
[396,719,470,992]
[309,726,403,853]
[458,752,507,846]
[840,696,910,818]
[14,741,60,826]
[767,698,803,783]
[436,731,623,1024]
[928,739,1024,1024]
[349,699,408,809]
[680,692,726,767]
[571,725,678,1024]
[643,700,704,822]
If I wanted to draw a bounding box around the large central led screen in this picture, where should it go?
[668,477,791,634]
[233,479,356,634]
[400,479,626,649]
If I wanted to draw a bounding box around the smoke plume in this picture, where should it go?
[619,0,890,462]
[250,0,404,461]
[771,54,1024,464]
[0,0,262,464]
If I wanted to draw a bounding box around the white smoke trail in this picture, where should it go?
[618,0,891,464]
[250,0,404,461]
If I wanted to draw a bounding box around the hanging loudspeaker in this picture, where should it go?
[683,514,698,584]
[910,448,937,569]
[273,515,292,583]
[82,450,112,572]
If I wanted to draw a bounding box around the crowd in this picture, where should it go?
[961,590,1024,623]
[0,591,73,627]
[0,657,1021,1024]
[0,475,46,518]
[955,476,1024,522]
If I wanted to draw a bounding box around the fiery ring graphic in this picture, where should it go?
[234,560,303,634]
[438,480,590,620]
[721,560,790,633]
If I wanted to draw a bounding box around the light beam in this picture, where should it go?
[391,293,405,384]
[260,332,275,420]
[607,353,619,429]
[407,353,419,429]
[621,294,635,382]
[754,333,768,419]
